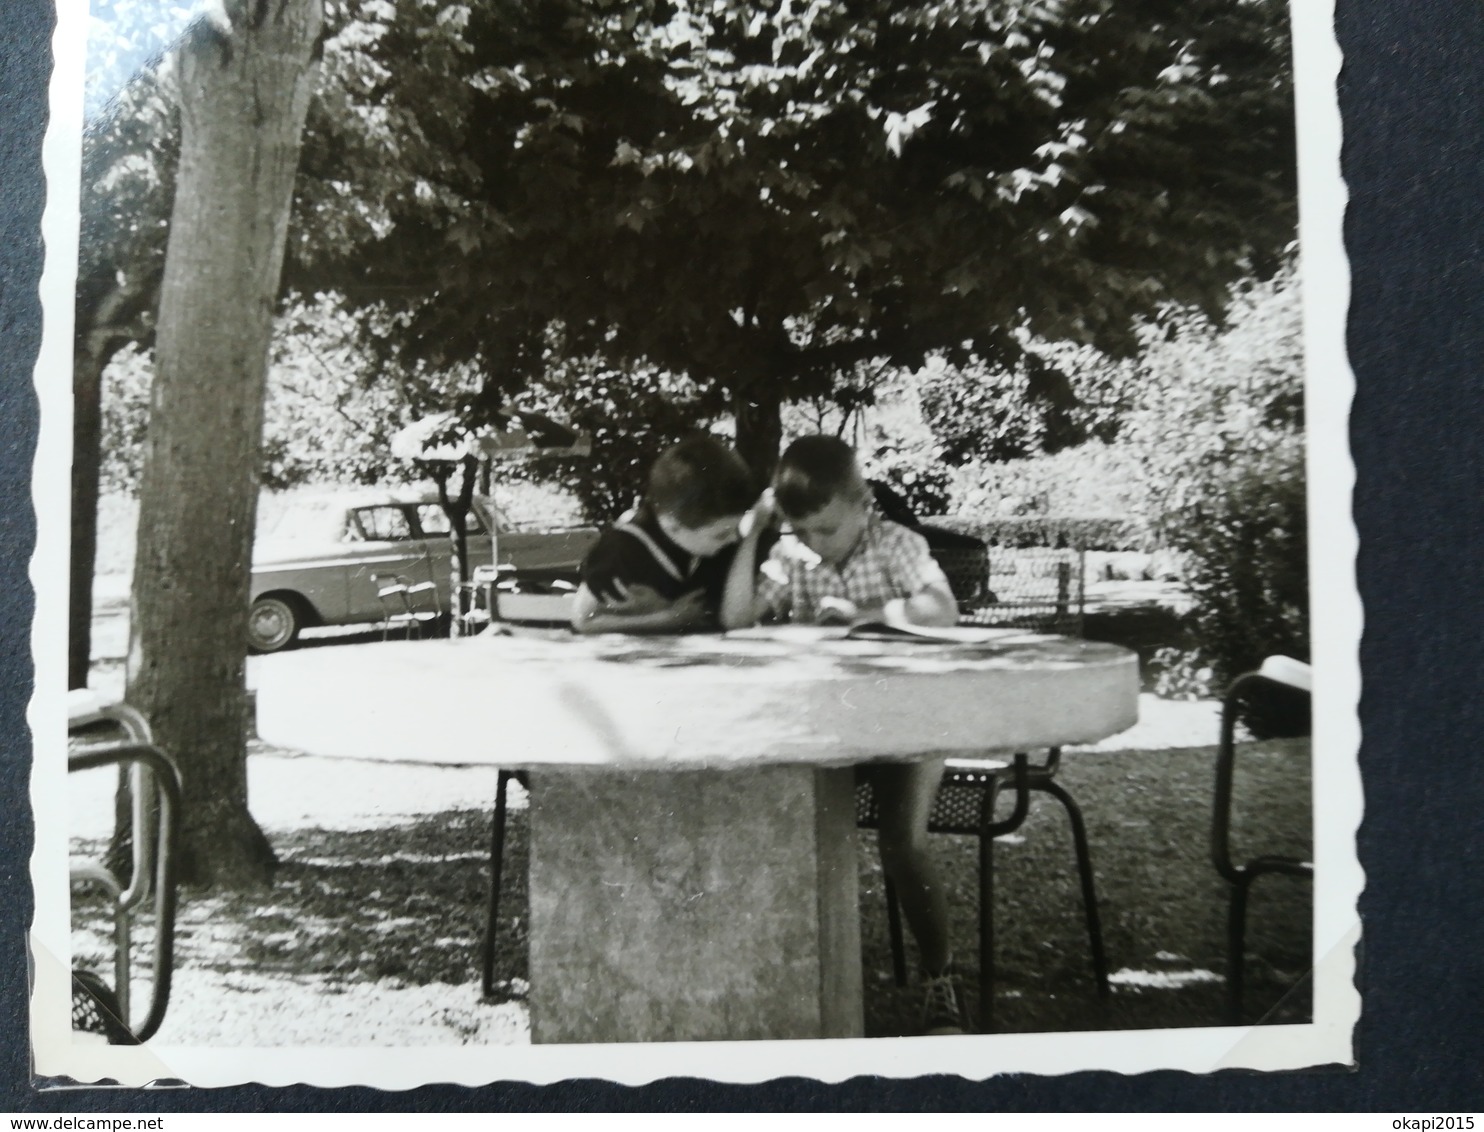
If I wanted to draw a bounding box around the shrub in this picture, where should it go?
[1121,267,1309,734]
[100,299,428,495]
[862,446,954,516]
[919,345,1137,465]
[931,514,1147,552]
[1160,441,1309,735]
[950,441,1149,525]
[99,345,152,495]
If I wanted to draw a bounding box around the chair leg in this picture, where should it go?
[1037,779,1110,998]
[481,771,512,999]
[1226,879,1249,1025]
[977,774,1006,1033]
[884,877,908,988]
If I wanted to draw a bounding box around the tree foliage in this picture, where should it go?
[919,341,1136,465]
[313,0,1298,475]
[519,360,724,522]
[81,0,1299,477]
[80,0,1299,507]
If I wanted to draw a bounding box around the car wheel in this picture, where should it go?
[248,596,301,653]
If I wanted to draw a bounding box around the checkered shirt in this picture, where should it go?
[756,513,949,625]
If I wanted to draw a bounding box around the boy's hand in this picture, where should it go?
[599,580,669,614]
[742,488,781,537]
[601,583,709,627]
[669,588,711,627]
[816,596,859,625]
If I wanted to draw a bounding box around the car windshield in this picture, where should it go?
[416,503,485,536]
[261,501,347,544]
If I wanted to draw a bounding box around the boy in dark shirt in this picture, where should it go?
[571,435,755,634]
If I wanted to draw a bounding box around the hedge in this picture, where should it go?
[927,514,1151,552]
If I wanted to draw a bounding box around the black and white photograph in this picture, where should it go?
[31,0,1360,1086]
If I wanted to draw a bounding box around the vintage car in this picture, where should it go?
[248,490,599,652]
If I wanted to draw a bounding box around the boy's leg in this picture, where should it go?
[869,757,951,976]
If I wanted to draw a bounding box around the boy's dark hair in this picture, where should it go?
[647,435,755,529]
[773,436,869,520]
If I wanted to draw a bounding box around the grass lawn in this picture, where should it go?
[863,739,1312,1035]
[72,736,1310,1044]
[72,580,1310,1043]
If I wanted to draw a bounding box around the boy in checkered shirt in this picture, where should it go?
[721,436,968,1034]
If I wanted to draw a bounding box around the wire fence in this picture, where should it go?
[933,546,1086,637]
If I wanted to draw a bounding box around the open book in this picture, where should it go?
[726,622,1021,645]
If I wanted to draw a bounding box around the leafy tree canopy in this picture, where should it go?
[82,0,1298,485]
[310,0,1296,471]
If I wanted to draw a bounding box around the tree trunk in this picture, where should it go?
[433,457,477,635]
[71,282,156,690]
[126,0,323,889]
[732,385,783,488]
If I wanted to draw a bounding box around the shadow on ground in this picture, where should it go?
[73,738,1310,1042]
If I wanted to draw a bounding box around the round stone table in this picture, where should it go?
[254,626,1138,1044]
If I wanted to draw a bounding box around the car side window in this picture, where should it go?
[354,506,415,541]
[415,504,484,537]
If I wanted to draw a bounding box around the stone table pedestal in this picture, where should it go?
[528,766,861,1043]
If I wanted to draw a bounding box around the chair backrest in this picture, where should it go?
[855,758,1014,836]
[68,700,182,1043]
[1258,655,1312,692]
[1213,658,1314,878]
[953,544,1086,637]
[68,690,152,744]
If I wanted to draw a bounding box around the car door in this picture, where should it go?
[343,504,437,621]
[488,506,599,583]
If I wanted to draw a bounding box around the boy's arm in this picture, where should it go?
[720,492,783,629]
[852,527,959,627]
[868,578,959,628]
[571,582,710,635]
[719,528,766,629]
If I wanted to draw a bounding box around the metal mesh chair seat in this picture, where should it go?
[855,757,1009,834]
[71,968,137,1045]
[856,751,1109,1031]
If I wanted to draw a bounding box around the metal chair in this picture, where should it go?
[67,692,183,1043]
[1213,655,1314,1025]
[375,574,442,639]
[856,750,1109,1032]
[943,544,1086,637]
[456,562,518,634]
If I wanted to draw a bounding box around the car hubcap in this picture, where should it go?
[251,604,290,648]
